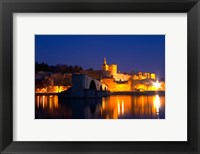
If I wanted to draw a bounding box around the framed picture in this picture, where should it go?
[35,34,166,120]
[0,0,200,153]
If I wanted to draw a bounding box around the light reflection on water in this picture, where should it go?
[35,94,165,119]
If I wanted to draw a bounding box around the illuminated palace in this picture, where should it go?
[35,58,165,93]
[100,58,165,92]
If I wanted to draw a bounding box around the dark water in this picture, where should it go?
[35,94,165,119]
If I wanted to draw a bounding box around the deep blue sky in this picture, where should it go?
[35,35,165,78]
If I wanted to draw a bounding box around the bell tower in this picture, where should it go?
[104,57,107,65]
[102,57,108,71]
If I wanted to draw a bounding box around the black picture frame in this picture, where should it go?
[0,0,200,153]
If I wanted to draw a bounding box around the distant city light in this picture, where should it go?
[153,80,160,89]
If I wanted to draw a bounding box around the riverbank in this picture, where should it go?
[110,91,165,96]
[35,92,59,95]
[36,90,165,97]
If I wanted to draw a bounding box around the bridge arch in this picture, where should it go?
[89,80,97,90]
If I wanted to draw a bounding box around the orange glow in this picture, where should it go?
[121,101,124,115]
[100,95,164,119]
[42,95,45,109]
[36,95,59,110]
[102,78,165,92]
[49,95,52,109]
[35,94,165,119]
[102,97,106,109]
[36,86,70,93]
[117,101,120,115]
[37,96,39,108]
[54,96,59,108]
[100,96,132,119]
[101,78,131,92]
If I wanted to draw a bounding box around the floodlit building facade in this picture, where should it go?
[101,58,165,92]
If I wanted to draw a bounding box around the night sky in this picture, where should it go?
[35,35,165,79]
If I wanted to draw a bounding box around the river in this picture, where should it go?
[35,94,165,119]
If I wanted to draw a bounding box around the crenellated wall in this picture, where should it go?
[102,78,131,92]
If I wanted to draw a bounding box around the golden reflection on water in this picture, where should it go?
[100,95,164,119]
[36,95,58,110]
[154,95,160,118]
[35,94,165,119]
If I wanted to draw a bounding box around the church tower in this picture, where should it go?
[102,57,108,71]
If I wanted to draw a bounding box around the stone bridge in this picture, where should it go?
[72,74,108,91]
[58,74,109,98]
